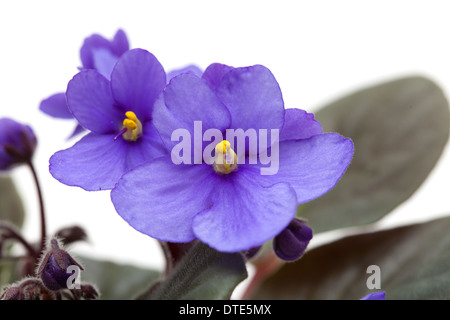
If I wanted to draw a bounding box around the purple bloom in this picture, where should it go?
[49,48,168,191]
[361,291,386,300]
[39,29,130,138]
[111,64,354,252]
[0,118,37,170]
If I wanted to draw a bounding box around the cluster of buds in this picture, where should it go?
[1,238,98,300]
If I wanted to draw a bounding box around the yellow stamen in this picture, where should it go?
[121,111,142,141]
[213,140,238,174]
[125,111,137,122]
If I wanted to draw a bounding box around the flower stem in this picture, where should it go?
[0,224,37,257]
[27,161,46,254]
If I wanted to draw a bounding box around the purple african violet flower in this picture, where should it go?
[40,29,130,138]
[0,118,37,170]
[111,63,354,252]
[361,291,386,300]
[49,48,168,191]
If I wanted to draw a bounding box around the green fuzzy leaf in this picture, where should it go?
[251,216,450,300]
[77,255,161,300]
[300,76,450,233]
[144,242,248,300]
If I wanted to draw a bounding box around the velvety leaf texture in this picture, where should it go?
[299,76,450,233]
[251,216,450,300]
[78,256,161,300]
[144,242,247,300]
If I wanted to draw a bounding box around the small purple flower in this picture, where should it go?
[273,219,313,261]
[0,118,37,170]
[49,48,168,191]
[361,291,386,300]
[111,63,354,253]
[39,29,130,138]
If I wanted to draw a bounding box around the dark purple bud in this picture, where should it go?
[0,285,23,300]
[36,239,83,291]
[0,118,37,170]
[273,219,313,261]
[54,225,88,246]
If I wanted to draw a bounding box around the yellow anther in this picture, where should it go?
[125,111,137,122]
[215,140,230,155]
[123,118,137,130]
[213,140,238,174]
[120,111,143,142]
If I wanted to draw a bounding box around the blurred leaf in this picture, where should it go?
[0,176,25,288]
[300,76,450,233]
[144,242,247,300]
[0,260,18,287]
[78,255,161,300]
[251,216,450,300]
[0,175,25,228]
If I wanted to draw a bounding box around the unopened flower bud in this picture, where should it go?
[273,219,313,261]
[36,238,84,291]
[1,278,54,300]
[79,284,99,300]
[0,118,37,170]
[0,285,23,300]
[54,225,88,246]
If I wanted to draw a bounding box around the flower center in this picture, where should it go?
[114,111,143,142]
[213,140,238,174]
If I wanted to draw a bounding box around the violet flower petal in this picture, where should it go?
[67,124,86,140]
[192,168,298,252]
[167,64,203,82]
[80,29,129,72]
[110,29,129,57]
[215,65,285,133]
[361,291,386,300]
[249,133,354,203]
[110,48,166,122]
[92,48,121,80]
[123,121,168,169]
[280,108,323,141]
[66,70,121,134]
[201,63,234,91]
[49,133,129,191]
[152,73,231,155]
[39,93,72,119]
[111,157,216,242]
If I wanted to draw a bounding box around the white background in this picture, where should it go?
[1,0,450,295]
